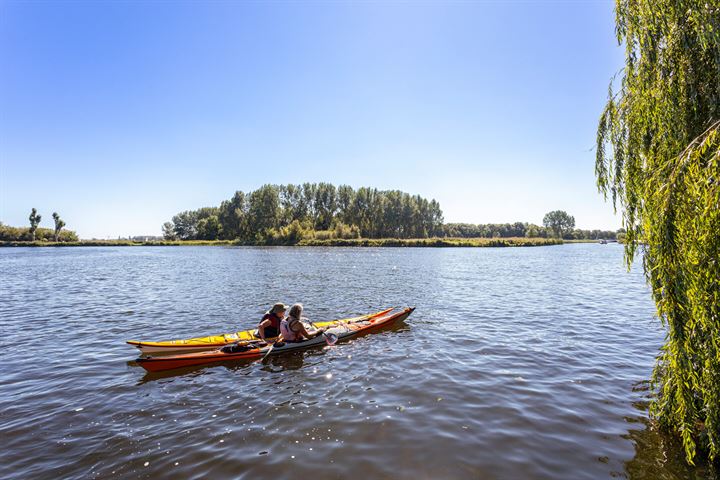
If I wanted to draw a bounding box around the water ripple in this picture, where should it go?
[0,244,709,479]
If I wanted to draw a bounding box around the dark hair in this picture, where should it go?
[270,303,287,314]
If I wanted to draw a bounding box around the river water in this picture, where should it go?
[0,244,713,479]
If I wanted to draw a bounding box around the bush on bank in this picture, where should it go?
[0,224,78,242]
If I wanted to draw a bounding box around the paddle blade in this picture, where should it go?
[261,343,275,362]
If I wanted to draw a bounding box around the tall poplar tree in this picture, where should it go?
[52,212,65,242]
[28,208,41,241]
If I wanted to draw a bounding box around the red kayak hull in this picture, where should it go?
[136,307,414,373]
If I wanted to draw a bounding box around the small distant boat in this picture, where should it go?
[126,308,393,354]
[600,239,608,244]
[135,307,415,373]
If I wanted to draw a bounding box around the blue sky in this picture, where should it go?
[0,1,624,238]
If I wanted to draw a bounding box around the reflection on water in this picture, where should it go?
[135,358,257,385]
[624,418,718,480]
[623,382,719,479]
[0,245,712,479]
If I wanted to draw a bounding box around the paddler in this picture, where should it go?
[257,303,287,343]
[279,303,326,342]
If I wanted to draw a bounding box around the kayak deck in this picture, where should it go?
[127,308,393,354]
[135,307,414,373]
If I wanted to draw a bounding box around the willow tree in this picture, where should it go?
[596,0,720,463]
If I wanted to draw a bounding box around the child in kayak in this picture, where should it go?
[280,303,326,342]
[257,303,287,343]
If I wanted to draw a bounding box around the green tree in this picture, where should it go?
[278,185,298,225]
[302,182,317,226]
[28,208,41,241]
[428,199,443,236]
[525,224,542,238]
[171,210,199,240]
[314,182,337,230]
[170,207,219,240]
[218,191,247,239]
[351,187,374,237]
[247,184,281,238]
[196,215,222,240]
[596,0,720,463]
[382,190,403,237]
[51,212,65,242]
[542,210,575,238]
[162,222,177,240]
[336,185,355,225]
[164,183,443,243]
[267,219,312,245]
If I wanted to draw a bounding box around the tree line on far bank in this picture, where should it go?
[443,223,620,241]
[2,196,620,245]
[0,209,78,242]
[445,211,621,241]
[163,183,445,244]
[162,183,620,244]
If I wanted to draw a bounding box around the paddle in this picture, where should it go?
[305,318,338,346]
[261,318,337,362]
[261,340,278,362]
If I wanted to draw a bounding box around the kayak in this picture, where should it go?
[127,308,393,354]
[135,307,414,372]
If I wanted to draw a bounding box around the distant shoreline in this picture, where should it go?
[0,237,597,248]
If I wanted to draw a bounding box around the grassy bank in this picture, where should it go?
[1,237,563,248]
[562,239,615,244]
[297,237,563,247]
[0,239,236,247]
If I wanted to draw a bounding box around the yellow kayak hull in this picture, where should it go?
[127,308,393,354]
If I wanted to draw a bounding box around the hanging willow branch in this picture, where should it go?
[596,0,720,464]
